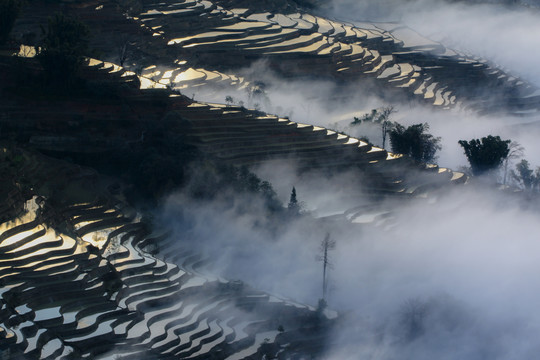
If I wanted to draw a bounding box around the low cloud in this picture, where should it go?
[321,0,540,87]
[160,174,540,359]
[156,3,540,358]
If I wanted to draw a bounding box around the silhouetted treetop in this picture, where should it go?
[389,123,441,163]
[287,186,300,216]
[512,159,540,192]
[458,135,510,176]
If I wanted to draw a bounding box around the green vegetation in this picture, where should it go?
[0,0,21,45]
[458,135,510,176]
[37,13,90,89]
[389,123,441,163]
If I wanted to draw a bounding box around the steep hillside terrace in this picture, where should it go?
[0,55,467,200]
[0,158,335,359]
[167,101,467,196]
[11,0,540,115]
[128,0,540,115]
[0,56,190,154]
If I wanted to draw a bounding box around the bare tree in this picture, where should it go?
[351,106,396,148]
[316,233,336,301]
[503,141,524,185]
[379,106,395,149]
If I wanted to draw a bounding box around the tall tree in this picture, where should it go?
[287,186,300,215]
[379,106,395,149]
[503,141,524,185]
[351,106,395,149]
[316,233,335,302]
[458,135,510,176]
[389,123,441,163]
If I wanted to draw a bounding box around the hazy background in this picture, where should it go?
[320,0,540,87]
[161,1,540,358]
[162,176,540,359]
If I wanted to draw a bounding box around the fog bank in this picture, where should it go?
[322,0,540,86]
[160,162,540,358]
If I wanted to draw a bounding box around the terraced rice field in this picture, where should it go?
[121,0,540,115]
[0,195,326,359]
[0,56,469,357]
[1,53,468,200]
[14,0,537,114]
[3,2,531,357]
[164,101,466,196]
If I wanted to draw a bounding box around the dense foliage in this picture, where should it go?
[186,161,283,214]
[389,123,441,163]
[458,135,510,176]
[512,159,540,192]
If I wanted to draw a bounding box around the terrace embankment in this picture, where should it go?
[0,55,466,201]
[0,147,336,360]
[11,0,540,115]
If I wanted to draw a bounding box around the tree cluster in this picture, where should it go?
[458,136,510,176]
[67,113,197,205]
[351,108,442,163]
[511,159,540,193]
[457,135,540,194]
[186,161,283,215]
[245,81,270,111]
[389,123,441,163]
